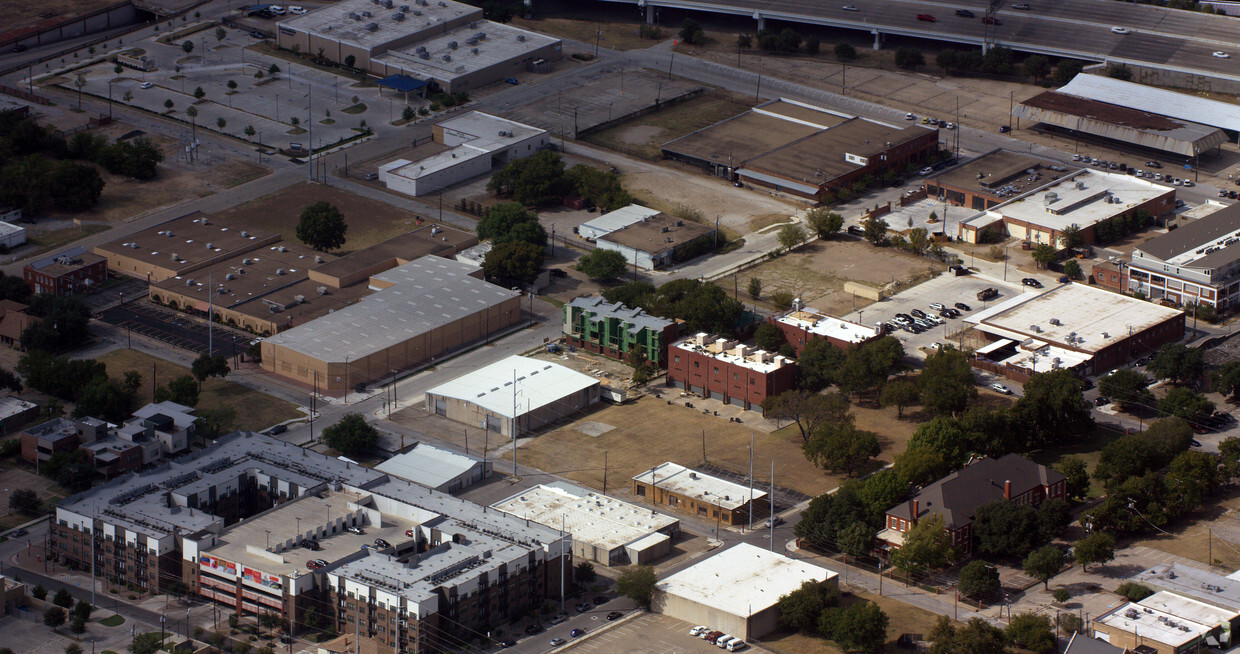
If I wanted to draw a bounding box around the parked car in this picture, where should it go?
[593,595,609,605]
[1146,161,1162,168]
[843,4,861,10]
[1011,2,1031,9]
[287,5,307,14]
[954,302,971,311]
[955,9,975,17]
[364,172,379,181]
[919,166,934,176]
[991,383,1012,394]
[575,602,590,613]
[977,287,998,300]
[607,611,624,621]
[1094,396,1110,406]
[904,112,915,120]
[982,15,1001,24]
[374,538,391,549]
[346,526,364,535]
[267,424,287,435]
[570,628,586,638]
[1022,278,1044,288]
[1214,51,1231,58]
[549,637,566,646]
[999,125,1010,133]
[505,77,519,84]
[911,309,927,318]
[525,623,545,635]
[250,30,267,38]
[12,528,27,537]
[929,302,946,311]
[307,560,322,570]
[12,44,27,52]
[916,13,936,21]
[1111,26,1129,34]
[847,225,864,236]
[548,614,569,625]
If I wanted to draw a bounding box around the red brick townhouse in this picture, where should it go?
[666,333,797,413]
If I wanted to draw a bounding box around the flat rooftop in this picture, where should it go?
[1096,601,1212,647]
[776,308,878,345]
[598,213,714,254]
[632,462,766,511]
[930,149,1054,197]
[374,21,559,81]
[657,543,833,617]
[967,283,1183,354]
[95,212,276,273]
[151,241,335,304]
[1135,562,1240,611]
[277,0,479,50]
[1136,201,1240,265]
[308,224,477,284]
[754,98,850,127]
[672,333,793,375]
[992,169,1172,233]
[745,118,932,183]
[492,483,678,552]
[27,246,105,278]
[383,112,546,180]
[375,442,484,490]
[204,489,422,579]
[1140,591,1240,628]
[661,110,825,166]
[1016,90,1228,155]
[425,355,598,419]
[578,205,661,238]
[568,295,674,334]
[263,256,518,363]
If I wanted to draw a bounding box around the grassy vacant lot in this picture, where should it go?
[763,590,943,654]
[212,182,427,255]
[1131,487,1240,569]
[517,395,842,497]
[96,349,301,432]
[583,92,759,160]
[740,240,947,317]
[1028,424,1121,500]
[511,17,657,51]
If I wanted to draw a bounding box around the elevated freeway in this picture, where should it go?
[602,0,1240,86]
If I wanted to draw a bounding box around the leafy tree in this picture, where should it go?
[1006,613,1055,653]
[776,579,839,632]
[1221,436,1240,479]
[834,42,857,62]
[1147,343,1204,385]
[344,54,356,68]
[97,137,164,180]
[747,277,763,299]
[1099,369,1154,412]
[795,337,846,391]
[72,600,93,621]
[321,413,378,457]
[821,601,888,653]
[66,643,84,654]
[1055,455,1091,501]
[154,375,199,407]
[973,501,1045,559]
[9,488,40,514]
[1116,581,1154,601]
[1213,361,1240,399]
[0,273,31,303]
[182,40,194,54]
[906,416,971,469]
[74,377,137,422]
[1093,418,1191,488]
[44,605,66,628]
[894,47,925,69]
[487,150,568,206]
[754,323,787,352]
[1073,531,1115,572]
[32,584,47,599]
[893,446,950,488]
[1022,545,1064,589]
[919,349,977,416]
[879,379,919,417]
[958,560,1000,600]
[296,201,348,251]
[191,354,231,382]
[1011,369,1093,448]
[17,351,106,401]
[216,117,226,130]
[22,296,91,352]
[936,49,959,74]
[762,390,851,442]
[1022,54,1051,81]
[215,26,227,42]
[1038,498,1072,543]
[603,278,743,336]
[737,34,753,50]
[69,615,86,634]
[678,18,705,45]
[929,617,1007,654]
[837,521,873,557]
[574,561,596,584]
[804,422,880,476]
[483,241,544,284]
[1166,449,1220,512]
[1159,386,1214,423]
[197,406,238,441]
[575,248,627,280]
[1063,259,1082,280]
[1052,59,1085,86]
[1031,243,1057,269]
[616,565,657,607]
[892,513,955,577]
[268,63,280,75]
[805,208,844,240]
[129,633,165,654]
[805,35,821,55]
[862,214,888,245]
[49,161,104,212]
[778,224,807,251]
[402,105,416,122]
[193,86,205,100]
[564,165,633,211]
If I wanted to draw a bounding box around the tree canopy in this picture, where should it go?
[296,201,348,251]
[482,241,544,284]
[1073,531,1115,572]
[486,150,568,206]
[892,513,955,576]
[602,279,743,336]
[616,565,657,607]
[575,248,627,280]
[1099,369,1154,412]
[1147,343,1204,385]
[322,413,378,457]
[1022,545,1065,589]
[22,296,91,353]
[803,421,880,476]
[918,349,976,416]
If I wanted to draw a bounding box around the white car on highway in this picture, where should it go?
[1214,51,1231,58]
[1111,26,1129,34]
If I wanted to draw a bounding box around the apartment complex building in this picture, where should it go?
[666,333,796,413]
[52,432,569,653]
[562,295,679,366]
[771,306,879,355]
[21,402,197,477]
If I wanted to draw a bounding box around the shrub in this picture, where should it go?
[1117,581,1154,602]
[770,290,795,311]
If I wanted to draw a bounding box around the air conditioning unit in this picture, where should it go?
[293,294,305,303]
[317,286,328,295]
[225,273,235,281]
[205,242,214,250]
[276,268,286,275]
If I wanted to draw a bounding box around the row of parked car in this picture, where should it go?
[690,625,747,651]
[1072,155,1196,187]
[885,301,972,334]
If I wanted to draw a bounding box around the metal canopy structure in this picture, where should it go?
[376,74,427,92]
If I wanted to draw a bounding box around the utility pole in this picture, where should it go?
[747,432,754,532]
[768,459,775,551]
[603,450,608,495]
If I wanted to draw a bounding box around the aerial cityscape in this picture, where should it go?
[1,0,1240,653]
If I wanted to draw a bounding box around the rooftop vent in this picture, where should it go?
[317,286,328,295]
[393,12,404,20]
[442,54,451,61]
[348,12,360,19]
[419,51,430,59]
[170,253,180,261]
[269,304,283,313]
[276,268,286,275]
[225,273,235,281]
[399,4,409,10]
[240,231,249,237]
[517,34,525,41]
[448,40,458,49]
[471,47,478,54]
[242,258,253,265]
[382,0,392,7]
[361,10,372,17]
[365,22,379,31]
[278,246,288,253]
[205,242,214,250]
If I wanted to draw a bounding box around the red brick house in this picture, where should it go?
[877,454,1067,559]
[666,333,797,413]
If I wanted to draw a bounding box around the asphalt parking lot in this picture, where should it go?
[839,272,1030,358]
[562,613,768,654]
[99,302,247,358]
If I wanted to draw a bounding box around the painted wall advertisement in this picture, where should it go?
[200,554,237,576]
[243,566,281,589]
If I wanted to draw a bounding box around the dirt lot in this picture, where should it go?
[740,240,947,316]
[0,464,65,531]
[762,590,943,654]
[1,0,118,36]
[584,91,760,161]
[1131,488,1240,570]
[517,395,842,497]
[211,182,427,255]
[511,17,657,52]
[96,348,301,432]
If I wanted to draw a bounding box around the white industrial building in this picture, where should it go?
[374,441,491,493]
[595,213,718,270]
[654,543,836,641]
[424,355,600,437]
[0,221,26,250]
[577,204,661,241]
[492,482,680,566]
[380,112,548,196]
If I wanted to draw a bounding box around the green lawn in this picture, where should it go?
[99,614,125,627]
[1030,424,1123,498]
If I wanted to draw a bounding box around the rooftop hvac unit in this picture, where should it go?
[1049,318,1060,325]
[315,255,324,263]
[471,47,478,54]
[382,0,392,7]
[317,286,328,295]
[1076,181,1086,190]
[416,0,425,5]
[660,226,669,233]
[476,32,486,40]
[205,242,214,249]
[442,54,451,61]
[394,12,404,20]
[293,294,305,303]
[448,41,458,49]
[276,268,286,275]
[361,10,372,17]
[225,273,235,281]
[170,253,179,261]
[400,4,409,10]
[243,258,253,265]
[217,287,227,295]
[676,220,684,227]
[348,12,360,19]
[269,304,283,313]
[412,8,421,14]
[419,51,429,59]
[278,246,288,253]
[240,231,249,237]
[185,279,194,286]
[465,36,478,46]
[237,268,245,274]
[365,22,379,31]
[438,0,446,5]
[517,34,525,41]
